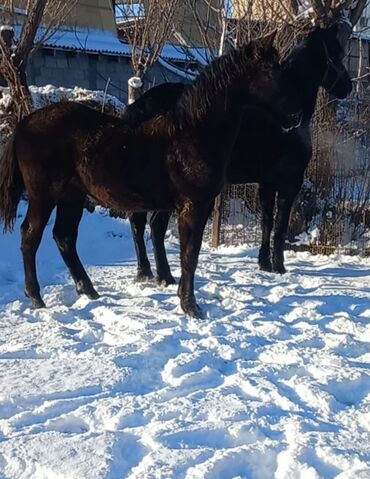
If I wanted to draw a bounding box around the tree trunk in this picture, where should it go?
[0,0,48,127]
[211,195,222,248]
[211,7,227,249]
[0,35,32,127]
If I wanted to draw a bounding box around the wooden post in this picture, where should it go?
[211,193,222,248]
[211,7,227,249]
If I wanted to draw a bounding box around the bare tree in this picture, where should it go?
[0,0,77,127]
[116,0,180,103]
[310,0,367,25]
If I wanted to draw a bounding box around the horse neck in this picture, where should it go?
[300,85,320,124]
[282,47,322,124]
[195,86,248,146]
[176,48,265,144]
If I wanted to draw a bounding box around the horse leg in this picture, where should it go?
[21,198,54,308]
[129,212,154,282]
[150,211,175,286]
[53,194,99,299]
[258,185,275,272]
[272,191,296,274]
[177,200,213,319]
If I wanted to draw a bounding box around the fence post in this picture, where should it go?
[211,193,222,248]
[210,8,227,250]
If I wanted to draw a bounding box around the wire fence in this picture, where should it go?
[209,94,370,256]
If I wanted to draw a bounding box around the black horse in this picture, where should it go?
[0,33,281,318]
[126,24,352,285]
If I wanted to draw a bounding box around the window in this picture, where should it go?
[115,2,145,22]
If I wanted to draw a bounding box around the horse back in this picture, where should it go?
[14,102,179,211]
[14,102,126,197]
[122,82,185,127]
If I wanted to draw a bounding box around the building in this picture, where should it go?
[115,0,220,48]
[2,0,369,101]
[350,5,370,85]
[0,0,196,102]
[231,0,297,22]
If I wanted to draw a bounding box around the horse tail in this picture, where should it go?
[0,133,24,232]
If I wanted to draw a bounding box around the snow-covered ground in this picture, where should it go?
[0,203,369,479]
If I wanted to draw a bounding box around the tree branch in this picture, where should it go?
[13,0,48,70]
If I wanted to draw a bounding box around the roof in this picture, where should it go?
[353,31,370,41]
[13,25,210,63]
[37,26,131,56]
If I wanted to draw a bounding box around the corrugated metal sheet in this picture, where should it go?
[6,1,209,61]
[13,25,209,61]
[41,27,131,56]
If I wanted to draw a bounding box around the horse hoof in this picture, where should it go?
[87,290,100,300]
[31,298,46,309]
[258,258,272,272]
[272,264,286,274]
[135,269,154,283]
[181,300,204,319]
[156,275,177,287]
[77,282,100,299]
[25,289,46,309]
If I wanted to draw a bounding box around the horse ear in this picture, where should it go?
[258,30,277,53]
[336,20,352,51]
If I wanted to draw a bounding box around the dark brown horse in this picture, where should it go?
[0,33,281,318]
[125,24,352,284]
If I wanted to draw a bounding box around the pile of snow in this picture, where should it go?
[30,85,125,112]
[0,84,125,115]
[0,84,125,153]
[0,84,124,139]
[0,203,369,478]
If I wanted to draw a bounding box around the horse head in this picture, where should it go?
[277,21,353,126]
[307,22,352,99]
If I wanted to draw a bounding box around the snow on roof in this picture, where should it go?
[36,26,131,56]
[161,43,210,63]
[353,31,370,41]
[12,24,208,62]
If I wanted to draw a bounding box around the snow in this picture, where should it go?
[0,26,14,32]
[0,85,125,115]
[10,24,209,63]
[29,85,125,112]
[157,57,197,81]
[12,25,131,57]
[128,77,143,90]
[0,203,370,478]
[161,44,210,64]
[0,86,125,148]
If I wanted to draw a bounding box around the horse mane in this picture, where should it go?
[176,42,262,127]
[136,38,275,135]
[138,113,177,138]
